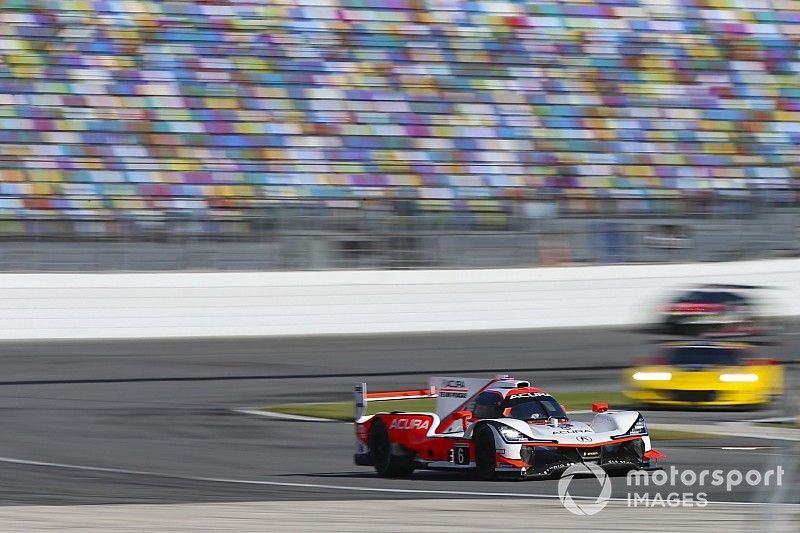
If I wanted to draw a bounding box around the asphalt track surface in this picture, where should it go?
[0,326,798,508]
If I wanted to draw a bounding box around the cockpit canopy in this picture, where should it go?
[471,389,568,421]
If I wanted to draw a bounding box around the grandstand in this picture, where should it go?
[0,0,797,238]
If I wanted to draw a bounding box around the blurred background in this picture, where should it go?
[0,0,798,270]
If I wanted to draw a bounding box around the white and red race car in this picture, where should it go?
[354,375,665,480]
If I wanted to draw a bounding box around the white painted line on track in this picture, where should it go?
[0,455,575,500]
[746,416,796,424]
[649,422,800,441]
[235,409,338,423]
[0,455,796,507]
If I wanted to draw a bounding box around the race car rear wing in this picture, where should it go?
[354,382,437,420]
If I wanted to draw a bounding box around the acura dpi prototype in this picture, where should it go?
[354,375,665,480]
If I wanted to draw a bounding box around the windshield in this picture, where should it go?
[666,346,743,366]
[502,394,567,421]
[676,291,735,304]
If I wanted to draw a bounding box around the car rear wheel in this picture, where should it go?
[368,420,414,478]
[474,425,497,481]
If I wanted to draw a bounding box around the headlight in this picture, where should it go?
[499,426,529,443]
[720,373,759,383]
[627,415,648,436]
[632,372,672,381]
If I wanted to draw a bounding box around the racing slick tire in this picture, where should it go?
[368,420,414,478]
[474,425,498,481]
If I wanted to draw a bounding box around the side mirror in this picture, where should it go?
[592,402,609,413]
[454,410,472,431]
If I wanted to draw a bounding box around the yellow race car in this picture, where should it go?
[624,341,783,408]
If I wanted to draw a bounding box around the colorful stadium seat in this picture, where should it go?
[0,0,797,225]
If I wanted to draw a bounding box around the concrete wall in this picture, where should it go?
[1,259,798,340]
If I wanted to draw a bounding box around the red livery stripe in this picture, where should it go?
[365,389,436,401]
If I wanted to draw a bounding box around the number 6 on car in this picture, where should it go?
[450,444,469,465]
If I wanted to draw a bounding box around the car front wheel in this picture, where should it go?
[474,425,497,481]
